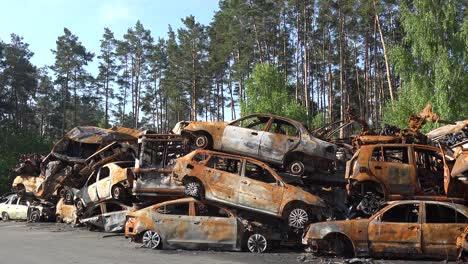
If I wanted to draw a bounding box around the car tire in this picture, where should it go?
[29,211,41,222]
[64,191,74,204]
[16,184,26,197]
[286,205,309,229]
[75,200,85,214]
[246,233,268,253]
[288,160,305,176]
[325,233,354,257]
[193,133,212,149]
[2,212,9,221]
[111,185,126,201]
[142,230,162,249]
[184,180,204,199]
[58,187,67,199]
[55,215,62,223]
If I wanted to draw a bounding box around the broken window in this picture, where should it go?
[206,155,241,174]
[99,167,110,180]
[105,202,124,213]
[269,119,299,137]
[195,203,230,218]
[244,161,277,184]
[192,152,209,164]
[414,149,445,193]
[371,146,408,163]
[11,196,19,205]
[233,116,270,131]
[381,203,419,223]
[87,172,97,185]
[157,202,189,215]
[425,204,468,224]
[18,198,29,206]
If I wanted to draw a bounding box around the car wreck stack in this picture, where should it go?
[1,108,468,260]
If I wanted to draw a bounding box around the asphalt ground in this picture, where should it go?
[0,221,456,264]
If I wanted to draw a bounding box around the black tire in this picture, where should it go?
[75,200,85,214]
[288,160,305,176]
[246,233,269,253]
[29,211,41,222]
[111,184,126,201]
[193,132,212,149]
[16,184,26,197]
[142,230,162,249]
[58,187,67,199]
[64,191,74,204]
[184,180,204,199]
[2,212,9,221]
[325,233,354,257]
[284,204,310,229]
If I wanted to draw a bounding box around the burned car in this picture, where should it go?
[172,149,327,228]
[345,143,466,215]
[55,198,78,224]
[81,200,133,232]
[74,161,134,211]
[457,225,468,261]
[302,200,468,260]
[27,200,56,222]
[0,194,36,221]
[125,197,282,253]
[181,113,336,176]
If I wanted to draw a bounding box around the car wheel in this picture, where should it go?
[2,212,9,221]
[29,211,41,222]
[75,200,85,213]
[358,192,384,216]
[55,215,62,223]
[288,160,305,176]
[287,206,309,229]
[58,187,67,199]
[193,133,212,149]
[325,233,354,257]
[111,185,126,201]
[184,180,204,199]
[64,191,74,204]
[246,233,268,253]
[142,230,161,249]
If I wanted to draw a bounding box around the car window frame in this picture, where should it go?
[423,202,468,224]
[373,202,422,224]
[241,159,283,186]
[228,115,272,131]
[268,118,300,138]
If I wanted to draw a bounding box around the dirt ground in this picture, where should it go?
[0,221,456,264]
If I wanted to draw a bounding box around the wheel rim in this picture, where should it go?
[76,201,84,211]
[247,234,267,253]
[31,213,39,222]
[195,136,208,148]
[289,208,309,228]
[290,162,304,175]
[359,192,383,215]
[142,230,161,249]
[113,187,121,199]
[185,182,199,197]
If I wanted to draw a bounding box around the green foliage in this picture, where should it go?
[0,129,51,194]
[384,0,468,130]
[240,63,307,121]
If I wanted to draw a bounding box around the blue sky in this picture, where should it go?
[0,0,219,70]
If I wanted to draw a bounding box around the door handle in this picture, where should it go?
[251,132,258,136]
[241,180,249,184]
[375,166,382,170]
[193,221,200,225]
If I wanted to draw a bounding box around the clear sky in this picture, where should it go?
[0,0,220,70]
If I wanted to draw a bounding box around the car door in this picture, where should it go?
[368,202,422,257]
[15,198,29,220]
[153,201,192,247]
[191,202,238,249]
[100,202,129,232]
[238,160,284,214]
[259,118,300,163]
[203,155,241,204]
[96,166,111,200]
[221,115,271,157]
[369,146,417,195]
[6,196,18,219]
[421,202,468,258]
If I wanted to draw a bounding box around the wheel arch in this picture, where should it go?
[322,232,356,256]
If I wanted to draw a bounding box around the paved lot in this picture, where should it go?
[0,221,455,264]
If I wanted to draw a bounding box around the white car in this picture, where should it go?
[75,162,133,211]
[0,194,33,221]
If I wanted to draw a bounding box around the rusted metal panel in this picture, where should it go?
[55,198,77,224]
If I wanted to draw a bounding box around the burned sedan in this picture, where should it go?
[172,149,327,228]
[80,200,133,232]
[125,197,282,253]
[181,113,336,176]
[302,200,468,260]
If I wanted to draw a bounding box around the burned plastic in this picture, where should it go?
[80,200,133,232]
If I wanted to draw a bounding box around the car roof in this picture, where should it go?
[190,149,273,167]
[150,197,236,216]
[240,113,304,128]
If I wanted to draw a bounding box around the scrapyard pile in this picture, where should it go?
[1,106,468,260]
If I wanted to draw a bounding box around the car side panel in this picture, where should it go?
[221,126,262,157]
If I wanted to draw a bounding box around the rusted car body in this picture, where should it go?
[55,198,78,224]
[27,200,56,222]
[302,200,468,260]
[172,149,327,228]
[130,132,188,197]
[12,175,44,195]
[35,126,139,200]
[457,225,468,261]
[345,143,466,214]
[74,161,134,210]
[80,200,133,232]
[181,113,336,176]
[125,197,282,253]
[0,194,36,221]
